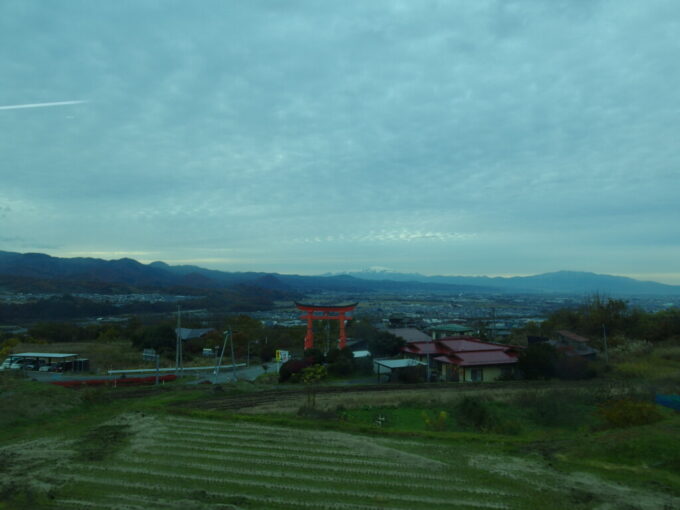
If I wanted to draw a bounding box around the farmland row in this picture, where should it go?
[65,464,511,509]
[52,414,535,509]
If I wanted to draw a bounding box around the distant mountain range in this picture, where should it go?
[332,269,680,296]
[1,250,679,296]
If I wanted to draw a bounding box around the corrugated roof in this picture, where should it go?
[374,359,426,369]
[352,350,372,358]
[10,352,78,358]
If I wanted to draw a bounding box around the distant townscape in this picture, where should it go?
[1,250,679,509]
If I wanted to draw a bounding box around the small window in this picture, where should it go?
[471,368,483,382]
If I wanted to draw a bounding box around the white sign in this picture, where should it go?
[276,350,290,362]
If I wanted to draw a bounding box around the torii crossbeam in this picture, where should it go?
[295,302,358,350]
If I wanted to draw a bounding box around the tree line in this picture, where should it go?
[522,295,680,344]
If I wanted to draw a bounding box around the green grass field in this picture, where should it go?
[1,370,679,509]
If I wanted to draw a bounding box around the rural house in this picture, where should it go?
[529,330,599,360]
[402,337,521,382]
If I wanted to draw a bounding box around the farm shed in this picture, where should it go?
[373,358,426,383]
[0,352,86,372]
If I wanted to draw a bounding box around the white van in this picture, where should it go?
[0,355,23,370]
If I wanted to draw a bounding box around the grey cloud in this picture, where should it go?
[1,0,679,282]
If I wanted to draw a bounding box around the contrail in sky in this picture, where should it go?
[0,100,88,111]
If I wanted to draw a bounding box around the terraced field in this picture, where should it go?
[5,411,677,509]
[47,414,553,510]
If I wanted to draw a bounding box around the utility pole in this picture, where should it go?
[214,329,230,383]
[175,305,182,374]
[229,326,237,382]
[602,323,609,364]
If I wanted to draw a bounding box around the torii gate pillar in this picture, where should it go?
[295,302,358,351]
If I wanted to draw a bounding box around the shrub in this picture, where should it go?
[516,390,584,427]
[328,357,354,377]
[254,372,278,384]
[518,343,559,379]
[422,410,448,431]
[597,399,663,429]
[555,356,598,380]
[301,364,328,407]
[455,396,521,434]
[303,348,325,364]
[301,364,328,385]
[278,359,311,383]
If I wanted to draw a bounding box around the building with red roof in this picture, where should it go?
[402,336,522,382]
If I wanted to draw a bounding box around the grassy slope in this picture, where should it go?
[0,356,679,509]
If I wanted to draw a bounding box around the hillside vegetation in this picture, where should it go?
[0,366,678,509]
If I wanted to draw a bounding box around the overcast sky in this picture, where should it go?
[1,1,679,283]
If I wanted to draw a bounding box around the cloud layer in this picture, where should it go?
[1,1,679,282]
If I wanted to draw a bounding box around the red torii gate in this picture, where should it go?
[295,302,358,351]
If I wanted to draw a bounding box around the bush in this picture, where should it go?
[555,356,598,380]
[516,390,585,427]
[278,359,311,383]
[456,396,495,431]
[303,348,325,364]
[328,357,354,377]
[422,410,448,431]
[518,343,560,379]
[455,396,521,434]
[597,399,663,429]
[254,372,278,384]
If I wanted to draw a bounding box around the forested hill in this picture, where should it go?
[2,250,679,296]
[336,269,680,296]
[0,251,488,295]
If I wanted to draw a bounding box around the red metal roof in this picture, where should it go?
[401,341,440,355]
[403,337,521,367]
[451,350,518,366]
[434,351,517,366]
[437,337,507,352]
